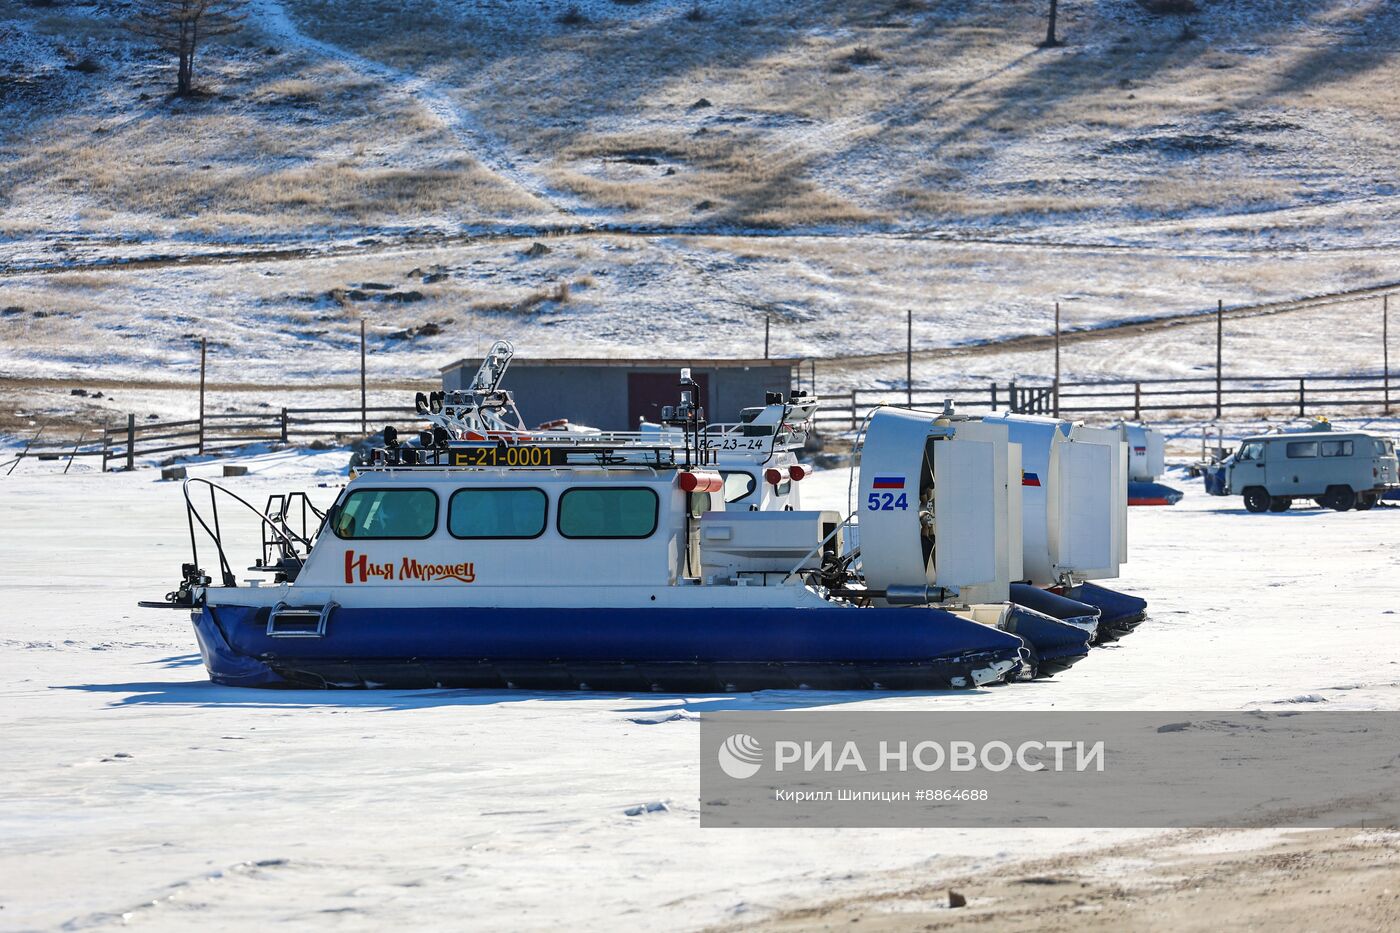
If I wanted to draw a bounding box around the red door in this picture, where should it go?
[627,371,710,428]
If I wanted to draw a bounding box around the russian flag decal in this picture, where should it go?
[1022,471,1042,487]
[872,475,905,489]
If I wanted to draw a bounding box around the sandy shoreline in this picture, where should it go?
[734,821,1400,932]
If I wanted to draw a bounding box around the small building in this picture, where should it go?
[439,356,800,430]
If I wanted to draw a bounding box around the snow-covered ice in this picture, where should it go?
[1,449,1398,930]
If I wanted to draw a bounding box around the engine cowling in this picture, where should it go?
[857,408,1021,607]
[983,413,1128,586]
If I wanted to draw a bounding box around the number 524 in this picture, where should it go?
[867,492,908,511]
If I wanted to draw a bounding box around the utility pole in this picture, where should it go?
[906,309,913,407]
[1385,294,1391,414]
[764,314,771,360]
[1053,301,1061,418]
[360,318,368,435]
[198,336,207,455]
[1216,299,1223,420]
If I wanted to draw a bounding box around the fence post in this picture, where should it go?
[125,414,135,472]
[1215,299,1223,419]
[101,427,109,473]
[1133,382,1142,420]
[990,381,998,411]
[1298,378,1306,417]
[1008,380,1018,413]
[280,407,289,444]
[850,390,858,432]
[63,430,85,475]
[198,337,207,455]
[905,309,913,408]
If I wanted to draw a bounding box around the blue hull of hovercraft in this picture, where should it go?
[1062,582,1148,640]
[193,604,1028,691]
[1009,583,1101,640]
[1000,604,1092,677]
[1128,480,1184,506]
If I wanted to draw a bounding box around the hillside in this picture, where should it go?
[2,0,1400,420]
[7,0,1400,242]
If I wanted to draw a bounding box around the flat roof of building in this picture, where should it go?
[438,357,802,373]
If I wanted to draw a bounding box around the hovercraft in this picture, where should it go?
[981,412,1150,645]
[145,344,1070,691]
[1111,422,1184,506]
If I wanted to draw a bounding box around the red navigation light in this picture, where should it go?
[788,465,806,482]
[764,468,783,486]
[679,470,723,493]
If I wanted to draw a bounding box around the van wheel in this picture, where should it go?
[1324,486,1357,511]
[1356,493,1378,511]
[1242,487,1271,513]
[1268,497,1291,512]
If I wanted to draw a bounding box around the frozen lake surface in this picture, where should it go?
[2,450,1398,930]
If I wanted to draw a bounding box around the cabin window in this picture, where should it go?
[1374,439,1395,457]
[720,470,756,503]
[1285,441,1318,459]
[448,488,547,539]
[1320,440,1353,458]
[1237,441,1264,462]
[558,487,659,539]
[332,488,438,539]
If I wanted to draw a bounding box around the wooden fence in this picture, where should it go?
[811,373,1395,429]
[7,406,416,472]
[100,406,421,471]
[6,371,1395,473]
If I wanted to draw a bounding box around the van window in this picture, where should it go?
[1320,440,1353,458]
[1374,439,1395,457]
[333,488,438,539]
[720,471,756,503]
[448,488,547,539]
[558,488,659,539]
[1237,441,1264,462]
[1285,441,1318,459]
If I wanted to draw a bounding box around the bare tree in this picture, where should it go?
[1041,0,1063,48]
[128,0,247,96]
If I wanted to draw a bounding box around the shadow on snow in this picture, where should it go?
[55,679,1014,711]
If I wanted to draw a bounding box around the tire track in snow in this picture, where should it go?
[3,279,1394,393]
[253,0,595,216]
[8,224,1400,278]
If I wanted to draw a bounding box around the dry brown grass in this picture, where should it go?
[0,28,541,236]
[5,0,1400,239]
[892,187,1117,220]
[551,124,878,225]
[1135,175,1298,214]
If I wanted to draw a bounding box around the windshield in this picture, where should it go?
[719,470,756,503]
[1236,441,1265,462]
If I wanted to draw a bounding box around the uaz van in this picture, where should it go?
[1207,430,1398,512]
